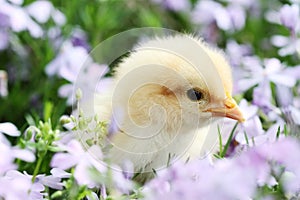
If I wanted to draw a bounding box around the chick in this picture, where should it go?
[92,34,244,179]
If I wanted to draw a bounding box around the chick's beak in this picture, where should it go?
[206,97,245,122]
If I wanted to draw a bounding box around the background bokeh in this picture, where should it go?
[1,0,300,199]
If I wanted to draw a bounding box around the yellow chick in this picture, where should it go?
[92,34,244,180]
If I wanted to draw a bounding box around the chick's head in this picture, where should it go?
[112,35,244,136]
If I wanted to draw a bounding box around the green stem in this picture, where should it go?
[32,151,46,182]
[220,122,238,158]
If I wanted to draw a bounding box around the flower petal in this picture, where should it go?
[0,122,20,136]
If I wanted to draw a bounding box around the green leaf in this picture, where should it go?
[44,101,54,121]
[220,122,239,158]
[217,125,223,154]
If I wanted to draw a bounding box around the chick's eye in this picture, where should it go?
[187,88,204,101]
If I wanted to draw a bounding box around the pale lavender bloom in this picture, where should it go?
[151,0,190,11]
[251,123,285,147]
[252,81,274,113]
[226,40,252,67]
[222,99,285,148]
[145,137,300,199]
[0,170,34,200]
[7,0,23,5]
[0,141,35,175]
[0,143,17,175]
[45,41,91,79]
[0,170,44,200]
[34,175,63,190]
[290,106,300,125]
[0,0,43,37]
[224,0,257,8]
[26,0,66,26]
[145,156,257,199]
[0,0,65,39]
[108,107,125,138]
[279,4,299,33]
[258,137,300,194]
[100,185,107,199]
[192,0,247,32]
[225,40,252,93]
[237,57,300,93]
[237,57,300,118]
[51,139,135,193]
[45,41,96,104]
[57,61,109,105]
[111,165,134,194]
[0,122,20,137]
[0,12,10,50]
[192,0,219,25]
[26,1,53,24]
[271,35,300,56]
[275,85,300,134]
[71,28,90,51]
[51,139,87,169]
[50,168,71,179]
[235,100,264,141]
[121,159,134,179]
[224,4,246,31]
[45,40,110,105]
[0,122,35,175]
[23,169,66,191]
[51,140,106,188]
[268,4,300,56]
[164,0,190,11]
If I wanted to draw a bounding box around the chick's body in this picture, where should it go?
[92,34,244,177]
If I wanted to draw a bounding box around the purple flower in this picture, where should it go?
[0,0,42,37]
[0,122,35,175]
[0,142,35,175]
[279,4,299,33]
[111,165,134,194]
[50,168,71,179]
[252,81,274,113]
[236,100,264,140]
[237,57,300,92]
[271,35,300,56]
[0,169,67,199]
[151,0,190,12]
[0,170,34,200]
[192,0,250,32]
[0,122,20,137]
[192,0,218,25]
[144,137,300,199]
[236,57,300,119]
[267,4,300,56]
[0,0,65,41]
[26,0,66,26]
[45,39,111,105]
[58,62,110,105]
[0,12,10,50]
[51,140,106,188]
[258,137,300,194]
[0,170,49,200]
[45,42,90,79]
[33,170,67,190]
[145,157,257,199]
[226,40,252,67]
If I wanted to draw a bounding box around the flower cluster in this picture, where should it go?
[144,137,300,200]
